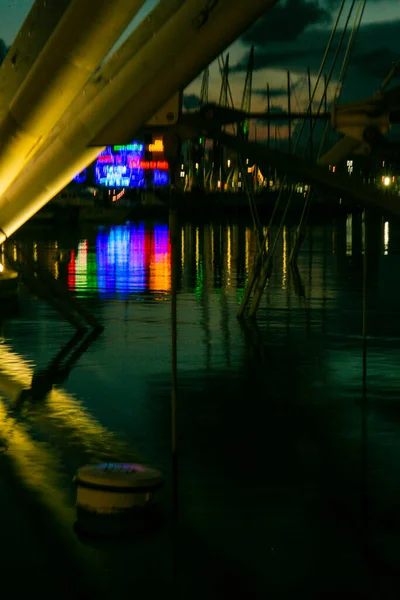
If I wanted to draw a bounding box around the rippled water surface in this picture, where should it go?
[2,213,400,597]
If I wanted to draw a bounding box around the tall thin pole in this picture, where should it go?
[267,82,270,149]
[287,70,292,154]
[323,73,328,115]
[307,66,313,161]
[361,209,368,571]
[169,166,179,592]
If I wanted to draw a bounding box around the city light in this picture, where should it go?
[0,263,3,273]
[347,160,353,175]
[227,159,231,167]
[383,176,391,186]
[148,139,164,152]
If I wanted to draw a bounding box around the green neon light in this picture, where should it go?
[113,144,144,151]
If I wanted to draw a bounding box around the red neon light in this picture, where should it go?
[128,158,141,168]
[97,155,114,163]
[139,160,169,170]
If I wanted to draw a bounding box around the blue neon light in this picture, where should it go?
[95,144,145,188]
[73,168,87,183]
[153,169,169,186]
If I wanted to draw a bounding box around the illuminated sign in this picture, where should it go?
[94,142,170,188]
[73,168,87,183]
[139,160,169,170]
[95,143,145,188]
[148,139,164,152]
[113,143,143,152]
[153,170,169,186]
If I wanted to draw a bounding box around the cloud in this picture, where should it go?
[183,93,201,110]
[242,0,331,45]
[233,19,400,101]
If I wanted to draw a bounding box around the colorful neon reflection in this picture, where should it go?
[68,225,171,297]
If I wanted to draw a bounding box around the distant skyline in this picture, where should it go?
[0,0,399,143]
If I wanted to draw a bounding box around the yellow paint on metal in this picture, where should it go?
[0,0,146,197]
[0,0,275,242]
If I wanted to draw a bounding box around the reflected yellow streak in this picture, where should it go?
[0,342,135,460]
[195,227,200,271]
[181,227,185,268]
[245,228,250,274]
[0,400,74,525]
[226,226,231,284]
[33,242,38,262]
[76,239,88,290]
[263,227,269,252]
[282,226,287,290]
[54,241,59,280]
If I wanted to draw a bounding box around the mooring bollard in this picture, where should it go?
[73,463,164,536]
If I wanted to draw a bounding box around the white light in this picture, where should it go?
[195,162,199,170]
[227,159,231,168]
[0,263,3,273]
[384,221,389,255]
[384,176,391,186]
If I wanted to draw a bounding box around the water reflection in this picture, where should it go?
[7,214,396,310]
[4,212,400,594]
[0,339,135,464]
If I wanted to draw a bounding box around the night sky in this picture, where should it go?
[0,0,399,140]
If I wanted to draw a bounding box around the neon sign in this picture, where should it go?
[148,139,164,152]
[139,160,169,170]
[113,143,143,152]
[73,168,87,183]
[153,170,169,186]
[95,143,145,188]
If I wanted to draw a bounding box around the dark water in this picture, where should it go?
[2,213,400,597]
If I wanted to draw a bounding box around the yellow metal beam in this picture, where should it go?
[0,0,146,198]
[0,0,275,243]
[0,0,71,118]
